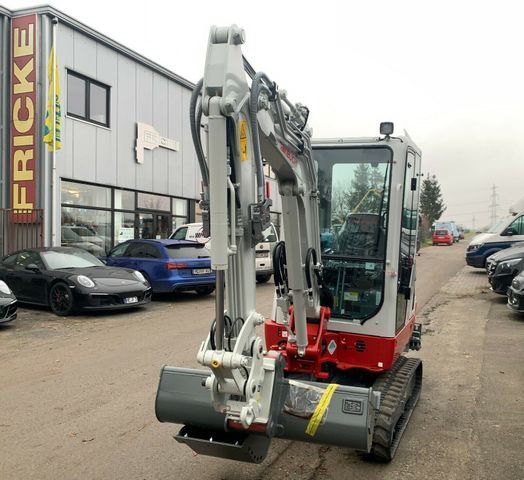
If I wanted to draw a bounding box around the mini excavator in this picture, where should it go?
[156,25,423,463]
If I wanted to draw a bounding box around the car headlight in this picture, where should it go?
[468,243,483,252]
[133,271,147,283]
[0,280,12,295]
[496,258,522,274]
[76,275,95,288]
[512,278,522,290]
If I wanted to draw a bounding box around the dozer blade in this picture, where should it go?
[156,366,381,463]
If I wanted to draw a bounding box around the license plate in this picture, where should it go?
[193,268,212,275]
[256,252,268,258]
[124,296,138,304]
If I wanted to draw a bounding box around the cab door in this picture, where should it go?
[13,251,47,303]
[396,149,420,332]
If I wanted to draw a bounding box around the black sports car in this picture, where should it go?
[0,280,17,324]
[0,247,152,316]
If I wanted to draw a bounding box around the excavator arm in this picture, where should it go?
[193,25,324,428]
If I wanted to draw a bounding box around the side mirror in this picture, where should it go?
[25,263,41,272]
[504,227,517,236]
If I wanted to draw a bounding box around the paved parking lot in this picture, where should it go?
[1,242,523,480]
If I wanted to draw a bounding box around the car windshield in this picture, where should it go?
[41,250,104,269]
[165,244,210,259]
[487,217,510,234]
[262,225,277,242]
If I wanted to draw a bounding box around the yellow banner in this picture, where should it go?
[43,46,61,151]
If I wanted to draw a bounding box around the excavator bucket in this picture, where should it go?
[155,365,381,463]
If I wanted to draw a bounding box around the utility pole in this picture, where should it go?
[489,184,499,226]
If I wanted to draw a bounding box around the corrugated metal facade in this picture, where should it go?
[0,5,282,253]
[56,23,199,198]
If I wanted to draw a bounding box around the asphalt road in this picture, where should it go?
[1,241,521,480]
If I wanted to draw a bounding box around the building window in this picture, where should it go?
[67,71,110,127]
[61,207,112,255]
[61,181,111,208]
[137,192,170,211]
[61,180,191,253]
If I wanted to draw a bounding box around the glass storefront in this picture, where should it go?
[61,180,191,255]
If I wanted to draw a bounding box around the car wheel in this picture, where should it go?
[195,286,215,296]
[49,282,75,316]
[256,274,271,284]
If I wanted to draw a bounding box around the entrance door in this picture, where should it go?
[136,212,170,239]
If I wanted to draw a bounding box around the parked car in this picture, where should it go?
[485,242,524,273]
[0,247,151,316]
[0,279,17,324]
[434,221,459,242]
[170,222,279,283]
[170,223,210,245]
[486,244,524,294]
[254,223,279,283]
[105,239,215,295]
[507,271,524,313]
[466,211,524,268]
[61,226,105,256]
[432,228,453,246]
[62,225,108,252]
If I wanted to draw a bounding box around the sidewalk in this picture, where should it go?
[414,266,524,480]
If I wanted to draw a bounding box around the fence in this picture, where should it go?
[0,209,44,257]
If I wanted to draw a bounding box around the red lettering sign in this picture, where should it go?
[11,15,37,221]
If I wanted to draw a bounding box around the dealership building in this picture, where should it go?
[0,5,281,256]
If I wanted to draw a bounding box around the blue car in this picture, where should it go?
[105,239,215,295]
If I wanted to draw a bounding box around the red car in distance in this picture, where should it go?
[432,228,453,246]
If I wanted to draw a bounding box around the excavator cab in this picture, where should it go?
[314,134,421,337]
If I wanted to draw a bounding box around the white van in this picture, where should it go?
[170,223,210,245]
[466,212,524,268]
[170,222,278,283]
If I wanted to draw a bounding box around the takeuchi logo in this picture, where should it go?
[279,142,297,166]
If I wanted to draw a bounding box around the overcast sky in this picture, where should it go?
[8,0,523,228]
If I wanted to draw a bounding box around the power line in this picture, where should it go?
[489,184,499,225]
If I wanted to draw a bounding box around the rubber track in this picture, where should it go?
[368,356,423,462]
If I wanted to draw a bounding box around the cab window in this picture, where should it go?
[172,227,188,240]
[125,242,161,259]
[109,242,129,257]
[15,251,44,270]
[508,216,524,235]
[2,253,18,266]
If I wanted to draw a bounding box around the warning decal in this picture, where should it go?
[240,120,248,161]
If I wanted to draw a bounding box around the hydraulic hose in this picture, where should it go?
[190,78,209,191]
[273,241,288,296]
[249,72,274,202]
[305,247,334,309]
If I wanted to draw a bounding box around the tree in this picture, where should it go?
[420,174,446,228]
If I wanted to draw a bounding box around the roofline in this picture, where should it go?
[0,3,196,91]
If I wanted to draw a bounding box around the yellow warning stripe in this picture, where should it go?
[305,383,339,436]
